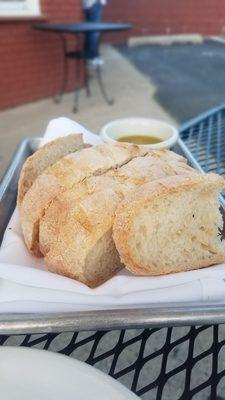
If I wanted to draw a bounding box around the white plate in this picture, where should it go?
[0,347,139,400]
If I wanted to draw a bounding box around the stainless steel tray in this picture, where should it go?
[1,118,225,334]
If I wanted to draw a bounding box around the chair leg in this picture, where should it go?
[73,58,81,113]
[96,65,114,105]
[55,34,68,103]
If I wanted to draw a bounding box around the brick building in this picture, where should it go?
[1,0,225,110]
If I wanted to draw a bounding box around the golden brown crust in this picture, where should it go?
[43,190,124,288]
[39,151,196,287]
[20,142,147,256]
[113,173,225,275]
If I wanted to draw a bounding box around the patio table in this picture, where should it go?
[33,22,132,112]
[1,105,225,398]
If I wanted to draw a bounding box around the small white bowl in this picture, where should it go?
[100,117,178,149]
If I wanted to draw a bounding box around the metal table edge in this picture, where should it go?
[178,102,225,131]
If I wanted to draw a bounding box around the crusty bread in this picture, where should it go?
[39,175,126,256]
[40,151,197,287]
[19,143,147,256]
[20,136,224,288]
[44,188,125,287]
[17,134,84,205]
[113,174,225,276]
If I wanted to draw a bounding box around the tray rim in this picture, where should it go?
[1,113,225,333]
[1,304,225,334]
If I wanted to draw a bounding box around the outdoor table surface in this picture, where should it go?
[33,22,132,34]
[1,105,225,398]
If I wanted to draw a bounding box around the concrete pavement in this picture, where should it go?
[0,44,174,179]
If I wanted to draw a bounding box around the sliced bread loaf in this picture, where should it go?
[19,143,146,256]
[41,151,197,287]
[113,174,225,276]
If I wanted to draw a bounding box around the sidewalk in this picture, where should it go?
[0,45,174,179]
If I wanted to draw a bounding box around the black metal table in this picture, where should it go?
[33,22,132,112]
[1,105,225,399]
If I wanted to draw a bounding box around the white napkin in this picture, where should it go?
[1,116,225,314]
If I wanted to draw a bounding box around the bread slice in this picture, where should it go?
[17,134,84,206]
[19,143,147,256]
[113,173,225,276]
[44,188,125,287]
[41,151,198,287]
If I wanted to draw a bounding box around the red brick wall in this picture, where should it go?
[1,0,225,110]
[104,0,225,41]
[0,0,83,110]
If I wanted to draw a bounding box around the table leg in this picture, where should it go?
[80,32,91,98]
[55,34,68,103]
[73,58,82,113]
[96,65,114,105]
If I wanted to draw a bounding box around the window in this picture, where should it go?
[0,0,41,17]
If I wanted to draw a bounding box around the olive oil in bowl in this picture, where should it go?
[117,135,162,145]
[100,118,178,149]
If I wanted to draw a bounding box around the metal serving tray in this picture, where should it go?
[1,107,225,334]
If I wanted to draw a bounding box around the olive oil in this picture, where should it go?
[118,135,162,145]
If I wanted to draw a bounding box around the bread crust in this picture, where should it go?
[44,190,124,288]
[19,143,147,256]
